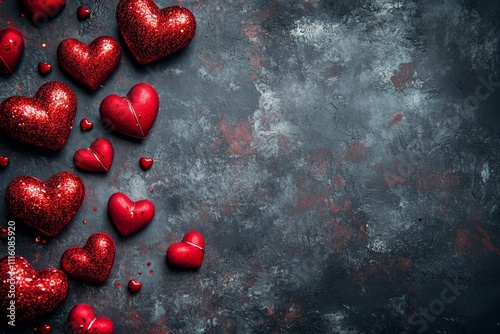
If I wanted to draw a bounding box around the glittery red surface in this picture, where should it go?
[99,82,159,139]
[66,303,114,334]
[73,137,114,173]
[19,0,66,23]
[166,231,205,268]
[0,27,25,74]
[0,255,69,322]
[107,192,155,236]
[60,232,116,284]
[57,36,121,90]
[116,0,196,64]
[0,81,77,151]
[5,171,85,237]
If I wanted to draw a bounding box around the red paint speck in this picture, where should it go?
[115,283,121,289]
[390,113,403,125]
[17,86,22,91]
[147,261,151,266]
[150,188,154,193]
[93,206,97,211]
[391,62,415,90]
[345,142,369,162]
[138,272,142,275]
[83,220,87,224]
[134,314,139,319]
[149,269,154,275]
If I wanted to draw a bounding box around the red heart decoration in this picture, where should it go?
[20,0,66,24]
[0,27,25,74]
[38,61,52,76]
[0,81,77,151]
[39,324,52,334]
[107,192,155,236]
[166,231,205,268]
[57,36,121,90]
[0,255,69,322]
[60,232,116,284]
[99,83,159,139]
[66,303,114,334]
[116,0,196,64]
[80,118,94,131]
[5,171,85,237]
[128,279,142,293]
[77,6,91,20]
[73,138,114,173]
[139,156,153,170]
[0,155,9,169]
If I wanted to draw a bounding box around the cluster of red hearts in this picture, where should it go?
[0,0,205,332]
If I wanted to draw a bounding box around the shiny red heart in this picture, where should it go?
[0,27,25,74]
[20,0,66,24]
[99,82,159,139]
[128,279,142,293]
[139,157,153,170]
[57,36,121,90]
[80,118,94,131]
[77,6,91,20]
[166,231,205,268]
[5,171,85,237]
[0,155,9,169]
[66,303,114,334]
[38,61,52,75]
[0,81,77,150]
[0,255,69,322]
[108,192,155,236]
[73,138,114,173]
[60,232,116,284]
[116,0,196,64]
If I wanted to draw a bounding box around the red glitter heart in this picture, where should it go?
[0,81,77,151]
[0,255,69,322]
[99,82,159,139]
[0,155,9,169]
[57,36,121,90]
[5,171,85,237]
[128,279,142,293]
[73,138,114,173]
[116,0,196,64]
[166,231,205,268]
[0,27,25,74]
[20,0,66,24]
[139,157,153,170]
[66,303,114,334]
[77,6,91,20]
[38,61,52,75]
[108,192,155,236]
[60,232,116,284]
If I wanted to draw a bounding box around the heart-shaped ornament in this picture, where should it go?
[20,0,66,24]
[77,6,91,20]
[5,171,85,237]
[0,27,25,74]
[74,138,114,173]
[38,61,52,76]
[57,36,121,90]
[116,0,196,64]
[60,232,116,284]
[0,255,69,322]
[166,231,205,268]
[66,303,114,334]
[0,81,77,150]
[99,83,159,139]
[139,157,153,170]
[108,192,155,236]
[128,279,142,293]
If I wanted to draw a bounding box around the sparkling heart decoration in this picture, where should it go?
[0,27,25,74]
[38,61,52,76]
[73,138,114,173]
[116,0,196,64]
[0,255,69,322]
[20,0,66,24]
[107,192,155,236]
[57,36,121,90]
[5,171,85,237]
[166,231,205,268]
[66,303,114,334]
[0,81,77,151]
[139,156,153,170]
[128,279,142,293]
[60,232,116,284]
[99,83,159,139]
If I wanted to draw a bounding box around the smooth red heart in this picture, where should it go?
[20,0,66,24]
[116,0,196,64]
[128,279,142,293]
[73,138,114,173]
[77,6,91,20]
[57,36,121,90]
[107,192,155,236]
[99,83,159,139]
[5,171,85,237]
[0,155,9,168]
[139,157,153,170]
[0,81,77,150]
[80,118,94,131]
[0,27,25,74]
[66,303,114,334]
[60,232,116,284]
[39,324,52,334]
[38,61,52,75]
[166,231,205,268]
[0,255,69,322]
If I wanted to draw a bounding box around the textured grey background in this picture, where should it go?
[1,0,500,333]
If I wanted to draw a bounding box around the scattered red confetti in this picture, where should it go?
[147,261,152,266]
[115,283,121,289]
[93,206,97,211]
[149,188,154,193]
[149,269,154,275]
[134,314,139,319]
